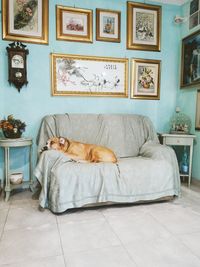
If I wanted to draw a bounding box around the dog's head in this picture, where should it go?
[40,137,69,153]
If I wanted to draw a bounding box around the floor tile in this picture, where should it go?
[59,217,120,253]
[105,211,171,244]
[4,205,56,231]
[65,246,136,267]
[56,208,104,224]
[177,232,200,259]
[0,255,66,267]
[0,225,62,265]
[125,234,200,267]
[148,203,200,235]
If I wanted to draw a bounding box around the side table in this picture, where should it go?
[0,137,33,201]
[161,134,196,187]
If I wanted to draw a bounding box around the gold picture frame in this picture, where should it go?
[2,0,49,45]
[96,8,121,43]
[195,90,200,130]
[127,1,161,51]
[51,53,128,97]
[56,5,93,43]
[131,58,161,100]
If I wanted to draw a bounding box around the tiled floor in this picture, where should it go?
[0,184,200,267]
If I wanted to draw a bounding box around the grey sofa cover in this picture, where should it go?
[34,114,181,213]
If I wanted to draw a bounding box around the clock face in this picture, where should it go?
[11,55,24,69]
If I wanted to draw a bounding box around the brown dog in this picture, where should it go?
[42,137,117,163]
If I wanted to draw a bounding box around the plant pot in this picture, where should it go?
[3,130,22,139]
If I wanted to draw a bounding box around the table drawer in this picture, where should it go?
[164,137,193,146]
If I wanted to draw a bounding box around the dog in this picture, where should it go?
[41,136,117,163]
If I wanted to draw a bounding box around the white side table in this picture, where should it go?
[0,137,33,201]
[161,134,196,187]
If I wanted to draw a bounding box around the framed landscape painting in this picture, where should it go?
[56,5,93,43]
[131,58,161,100]
[51,53,128,97]
[127,1,161,51]
[2,0,49,44]
[181,29,200,88]
[96,8,121,42]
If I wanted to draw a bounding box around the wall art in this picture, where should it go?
[130,58,161,100]
[127,1,161,51]
[56,5,93,43]
[96,8,121,43]
[2,0,49,45]
[51,53,128,97]
[196,89,200,130]
[181,29,200,88]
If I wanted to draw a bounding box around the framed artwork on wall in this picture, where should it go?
[127,1,161,51]
[2,0,49,45]
[130,58,161,100]
[56,5,93,43]
[195,90,200,130]
[181,29,200,88]
[96,8,121,43]
[51,53,128,97]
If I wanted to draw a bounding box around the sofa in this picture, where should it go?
[34,114,181,213]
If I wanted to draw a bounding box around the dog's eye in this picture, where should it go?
[50,141,55,145]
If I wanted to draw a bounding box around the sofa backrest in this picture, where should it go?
[37,114,158,157]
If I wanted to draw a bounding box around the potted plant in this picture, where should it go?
[0,115,26,139]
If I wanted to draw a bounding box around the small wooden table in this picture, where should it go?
[0,137,33,201]
[161,134,196,187]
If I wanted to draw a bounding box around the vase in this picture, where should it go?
[3,129,22,139]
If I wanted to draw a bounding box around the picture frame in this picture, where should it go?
[195,89,200,130]
[56,5,93,43]
[130,58,161,100]
[127,1,161,51]
[181,29,200,88]
[96,8,121,43]
[2,0,49,45]
[51,53,128,97]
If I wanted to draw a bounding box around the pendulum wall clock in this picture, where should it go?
[6,42,29,92]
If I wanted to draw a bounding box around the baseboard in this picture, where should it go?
[192,177,200,186]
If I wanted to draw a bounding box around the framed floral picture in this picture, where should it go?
[96,8,121,43]
[181,29,200,88]
[51,53,128,97]
[195,90,200,130]
[130,58,161,100]
[56,5,93,43]
[2,0,49,45]
[127,1,161,51]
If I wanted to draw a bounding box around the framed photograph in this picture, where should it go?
[56,5,93,43]
[96,8,121,43]
[195,90,200,130]
[190,0,199,15]
[51,53,128,97]
[189,12,199,29]
[180,29,200,88]
[127,1,161,51]
[2,0,49,45]
[130,58,161,100]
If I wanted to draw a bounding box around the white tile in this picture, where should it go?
[125,235,200,267]
[4,205,56,231]
[65,246,136,267]
[0,209,8,226]
[56,208,104,224]
[105,212,171,244]
[149,203,200,235]
[0,255,65,267]
[0,225,62,265]
[59,217,120,253]
[177,232,200,259]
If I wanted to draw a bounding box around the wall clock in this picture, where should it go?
[6,42,29,92]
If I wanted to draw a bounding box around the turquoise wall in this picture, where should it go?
[177,2,200,180]
[0,0,181,180]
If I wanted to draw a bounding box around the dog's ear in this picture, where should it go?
[59,137,65,145]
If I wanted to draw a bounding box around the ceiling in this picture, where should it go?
[149,0,188,5]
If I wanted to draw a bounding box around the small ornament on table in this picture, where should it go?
[170,107,191,134]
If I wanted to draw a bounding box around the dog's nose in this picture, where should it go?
[43,146,48,151]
